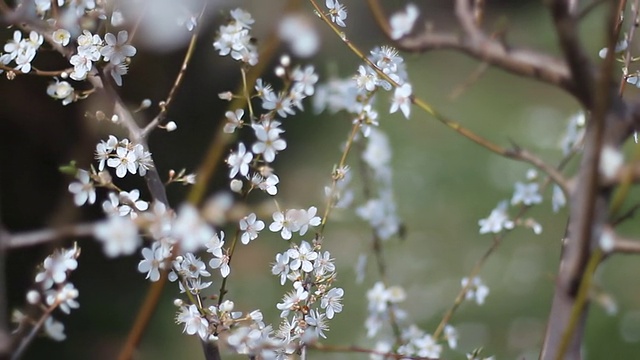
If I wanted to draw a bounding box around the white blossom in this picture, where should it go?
[94,216,141,257]
[390,4,419,40]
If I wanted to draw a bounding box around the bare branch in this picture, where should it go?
[547,0,597,106]
[612,236,640,253]
[398,26,574,95]
[366,0,574,95]
[1,223,95,249]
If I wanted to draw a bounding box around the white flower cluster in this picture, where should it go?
[47,79,75,105]
[269,206,321,240]
[213,8,258,65]
[221,55,319,195]
[269,240,344,354]
[560,112,585,156]
[326,0,348,27]
[461,276,490,305]
[20,246,82,342]
[35,0,96,17]
[356,129,401,240]
[95,135,153,178]
[315,45,412,137]
[125,200,340,358]
[1,30,43,74]
[365,281,456,359]
[389,4,419,40]
[175,299,266,347]
[61,7,344,357]
[70,29,136,85]
[1,3,137,106]
[478,169,551,235]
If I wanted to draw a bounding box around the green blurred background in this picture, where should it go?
[2,0,640,359]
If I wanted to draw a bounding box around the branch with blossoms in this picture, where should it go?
[312,0,640,360]
[6,0,640,360]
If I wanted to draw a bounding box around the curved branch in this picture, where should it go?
[398,30,574,95]
[366,0,575,99]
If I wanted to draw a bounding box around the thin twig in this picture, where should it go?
[0,64,71,77]
[141,3,208,138]
[11,303,58,360]
[309,343,437,360]
[611,203,640,225]
[618,0,640,95]
[433,151,574,341]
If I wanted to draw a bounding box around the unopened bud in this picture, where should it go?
[218,91,233,101]
[280,54,291,67]
[219,300,234,312]
[140,99,152,109]
[275,66,286,78]
[230,179,243,193]
[26,290,40,305]
[165,121,177,132]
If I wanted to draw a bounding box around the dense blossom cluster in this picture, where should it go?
[213,8,258,65]
[3,0,585,358]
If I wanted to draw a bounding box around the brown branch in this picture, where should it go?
[116,270,170,360]
[1,223,95,249]
[365,1,577,100]
[398,26,574,94]
[547,0,597,106]
[0,64,72,77]
[612,236,640,253]
[541,2,630,359]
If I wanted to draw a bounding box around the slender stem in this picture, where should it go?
[241,67,255,120]
[216,229,241,306]
[617,0,640,95]
[319,122,360,231]
[310,343,435,359]
[142,3,208,138]
[11,302,59,360]
[0,64,71,77]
